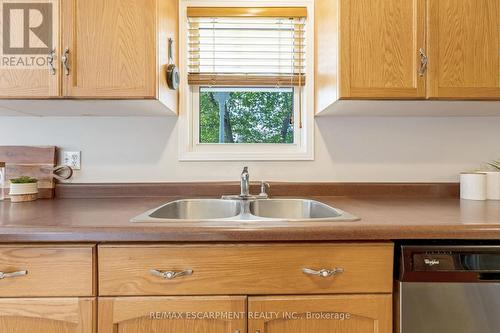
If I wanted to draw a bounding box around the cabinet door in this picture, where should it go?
[98,296,246,333]
[0,0,60,97]
[428,0,500,99]
[339,0,426,99]
[249,295,391,333]
[0,298,94,333]
[61,0,156,98]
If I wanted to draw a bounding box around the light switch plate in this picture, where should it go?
[63,151,81,170]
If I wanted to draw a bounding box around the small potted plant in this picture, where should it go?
[488,160,500,171]
[9,176,38,203]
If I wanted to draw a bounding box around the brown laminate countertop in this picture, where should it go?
[0,196,499,242]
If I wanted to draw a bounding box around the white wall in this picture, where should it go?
[0,116,499,182]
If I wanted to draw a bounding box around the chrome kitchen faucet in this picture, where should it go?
[240,166,250,197]
[222,167,270,200]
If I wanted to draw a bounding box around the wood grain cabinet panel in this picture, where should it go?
[249,295,392,333]
[0,245,94,297]
[98,243,393,296]
[61,0,156,98]
[98,296,246,333]
[427,0,500,99]
[0,0,178,112]
[0,298,94,333]
[0,0,60,97]
[339,0,426,99]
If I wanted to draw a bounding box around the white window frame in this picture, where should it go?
[178,0,314,161]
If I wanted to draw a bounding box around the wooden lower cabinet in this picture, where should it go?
[96,295,391,333]
[96,243,393,333]
[99,243,393,296]
[249,295,392,333]
[0,295,391,333]
[98,296,247,333]
[0,245,95,297]
[0,297,94,333]
[0,243,392,333]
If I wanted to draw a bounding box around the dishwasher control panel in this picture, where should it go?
[413,252,456,271]
[400,245,500,282]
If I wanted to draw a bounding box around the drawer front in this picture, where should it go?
[99,243,393,296]
[0,245,94,297]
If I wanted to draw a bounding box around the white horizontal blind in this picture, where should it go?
[187,10,306,86]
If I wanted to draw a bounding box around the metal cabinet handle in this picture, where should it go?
[48,49,56,75]
[418,48,428,76]
[302,267,344,278]
[0,270,28,279]
[150,269,193,280]
[61,48,70,75]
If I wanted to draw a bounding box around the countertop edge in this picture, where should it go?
[1,224,500,242]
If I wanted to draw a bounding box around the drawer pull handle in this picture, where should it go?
[150,269,193,280]
[302,267,343,278]
[0,270,28,280]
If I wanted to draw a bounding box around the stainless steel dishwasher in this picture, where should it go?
[397,245,500,333]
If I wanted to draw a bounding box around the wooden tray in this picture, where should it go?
[0,146,57,199]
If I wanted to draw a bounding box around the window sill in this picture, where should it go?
[179,146,314,161]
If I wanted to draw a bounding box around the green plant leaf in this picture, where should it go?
[10,176,38,184]
[488,160,500,170]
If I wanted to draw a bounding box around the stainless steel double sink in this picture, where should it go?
[131,198,359,222]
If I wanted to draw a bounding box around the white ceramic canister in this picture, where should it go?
[460,172,487,201]
[484,171,500,200]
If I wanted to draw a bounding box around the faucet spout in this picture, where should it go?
[240,166,250,197]
[221,167,270,200]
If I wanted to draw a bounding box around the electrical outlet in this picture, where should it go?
[63,151,81,170]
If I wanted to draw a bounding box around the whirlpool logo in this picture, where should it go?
[1,1,53,68]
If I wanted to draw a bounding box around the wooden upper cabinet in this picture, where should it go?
[427,0,500,99]
[98,296,246,333]
[0,0,178,113]
[339,0,426,99]
[0,0,60,97]
[61,0,156,98]
[0,298,94,333]
[249,295,392,333]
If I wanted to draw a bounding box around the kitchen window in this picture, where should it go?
[179,1,314,160]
